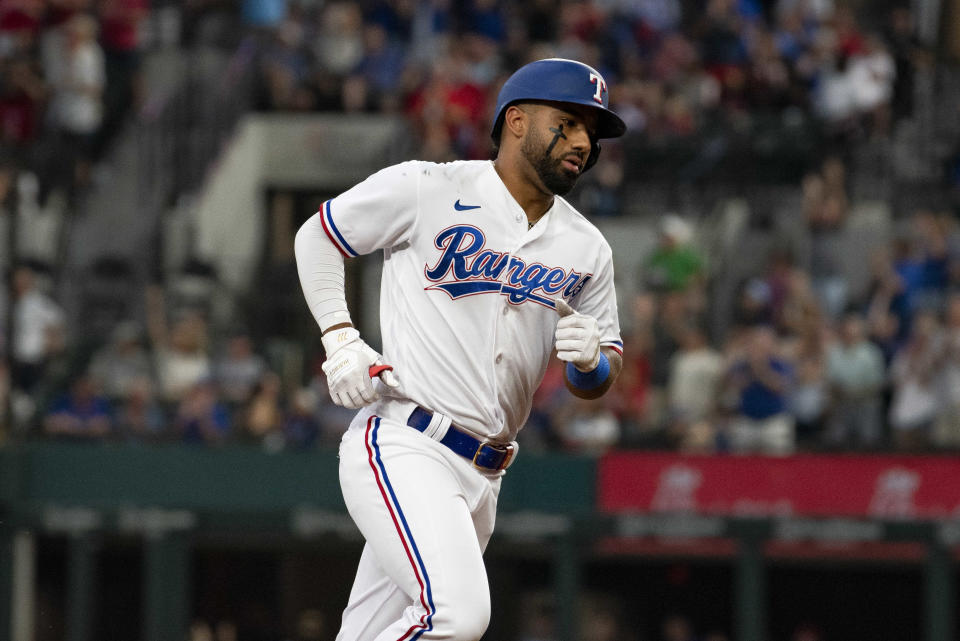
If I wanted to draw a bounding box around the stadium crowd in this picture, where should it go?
[246,0,927,159]
[2,0,959,458]
[0,0,146,209]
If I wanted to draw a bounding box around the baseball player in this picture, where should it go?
[295,58,626,641]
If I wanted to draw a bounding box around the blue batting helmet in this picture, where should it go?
[491,58,626,171]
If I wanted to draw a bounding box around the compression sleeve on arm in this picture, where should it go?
[294,212,352,332]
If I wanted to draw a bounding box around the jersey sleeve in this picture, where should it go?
[318,160,421,257]
[574,242,623,356]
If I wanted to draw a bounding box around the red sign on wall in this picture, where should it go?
[598,453,960,520]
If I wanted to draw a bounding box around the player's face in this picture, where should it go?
[520,104,597,196]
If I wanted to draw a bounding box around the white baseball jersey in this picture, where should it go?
[318,158,622,442]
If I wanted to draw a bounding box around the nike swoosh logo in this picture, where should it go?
[454,199,481,211]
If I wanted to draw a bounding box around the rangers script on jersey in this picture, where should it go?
[318,158,623,443]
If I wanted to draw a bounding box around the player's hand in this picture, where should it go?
[321,327,399,409]
[554,298,602,372]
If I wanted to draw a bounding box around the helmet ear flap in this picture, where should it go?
[582,140,601,173]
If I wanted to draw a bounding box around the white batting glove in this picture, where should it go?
[554,298,602,372]
[321,327,399,409]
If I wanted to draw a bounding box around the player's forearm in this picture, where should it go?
[294,213,353,333]
[564,347,622,400]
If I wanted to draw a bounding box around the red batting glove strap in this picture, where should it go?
[368,364,394,378]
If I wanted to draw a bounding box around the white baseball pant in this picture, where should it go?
[335,409,501,641]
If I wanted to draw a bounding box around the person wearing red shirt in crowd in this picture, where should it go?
[94,0,147,158]
[0,56,45,156]
[404,56,487,160]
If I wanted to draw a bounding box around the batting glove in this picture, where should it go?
[554,298,602,372]
[321,327,399,409]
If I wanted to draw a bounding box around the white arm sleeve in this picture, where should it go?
[294,212,352,332]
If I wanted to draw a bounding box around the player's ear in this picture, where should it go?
[502,104,529,142]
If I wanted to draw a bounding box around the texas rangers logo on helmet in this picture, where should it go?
[424,225,591,307]
[589,72,607,104]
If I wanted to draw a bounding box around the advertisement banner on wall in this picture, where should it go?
[598,453,960,520]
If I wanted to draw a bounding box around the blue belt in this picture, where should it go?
[407,406,515,471]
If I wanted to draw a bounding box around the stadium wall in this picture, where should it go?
[1,444,957,641]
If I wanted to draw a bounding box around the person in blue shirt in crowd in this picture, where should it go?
[43,374,113,440]
[723,325,795,455]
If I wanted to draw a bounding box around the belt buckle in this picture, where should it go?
[472,442,516,471]
[497,443,516,471]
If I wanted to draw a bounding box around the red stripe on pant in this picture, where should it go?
[363,416,433,640]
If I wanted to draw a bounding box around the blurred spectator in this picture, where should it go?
[866,301,902,366]
[42,373,112,439]
[744,26,792,111]
[733,277,774,327]
[0,56,46,157]
[522,353,567,450]
[780,270,824,340]
[257,18,314,112]
[147,286,212,403]
[47,13,104,205]
[888,310,941,450]
[865,245,910,344]
[115,374,166,442]
[804,161,850,320]
[812,25,857,128]
[884,6,926,121]
[847,33,895,134]
[241,0,285,28]
[86,320,152,400]
[763,248,802,332]
[555,396,620,454]
[355,23,407,108]
[576,140,624,218]
[722,325,795,455]
[785,323,829,447]
[95,0,148,158]
[215,331,267,406]
[649,290,698,413]
[933,294,960,449]
[825,313,886,448]
[405,56,488,160]
[0,0,43,59]
[908,209,950,312]
[241,370,283,446]
[820,155,848,204]
[666,324,723,441]
[11,263,65,394]
[643,214,704,294]
[282,387,320,449]
[609,329,659,443]
[175,379,230,445]
[313,3,364,76]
